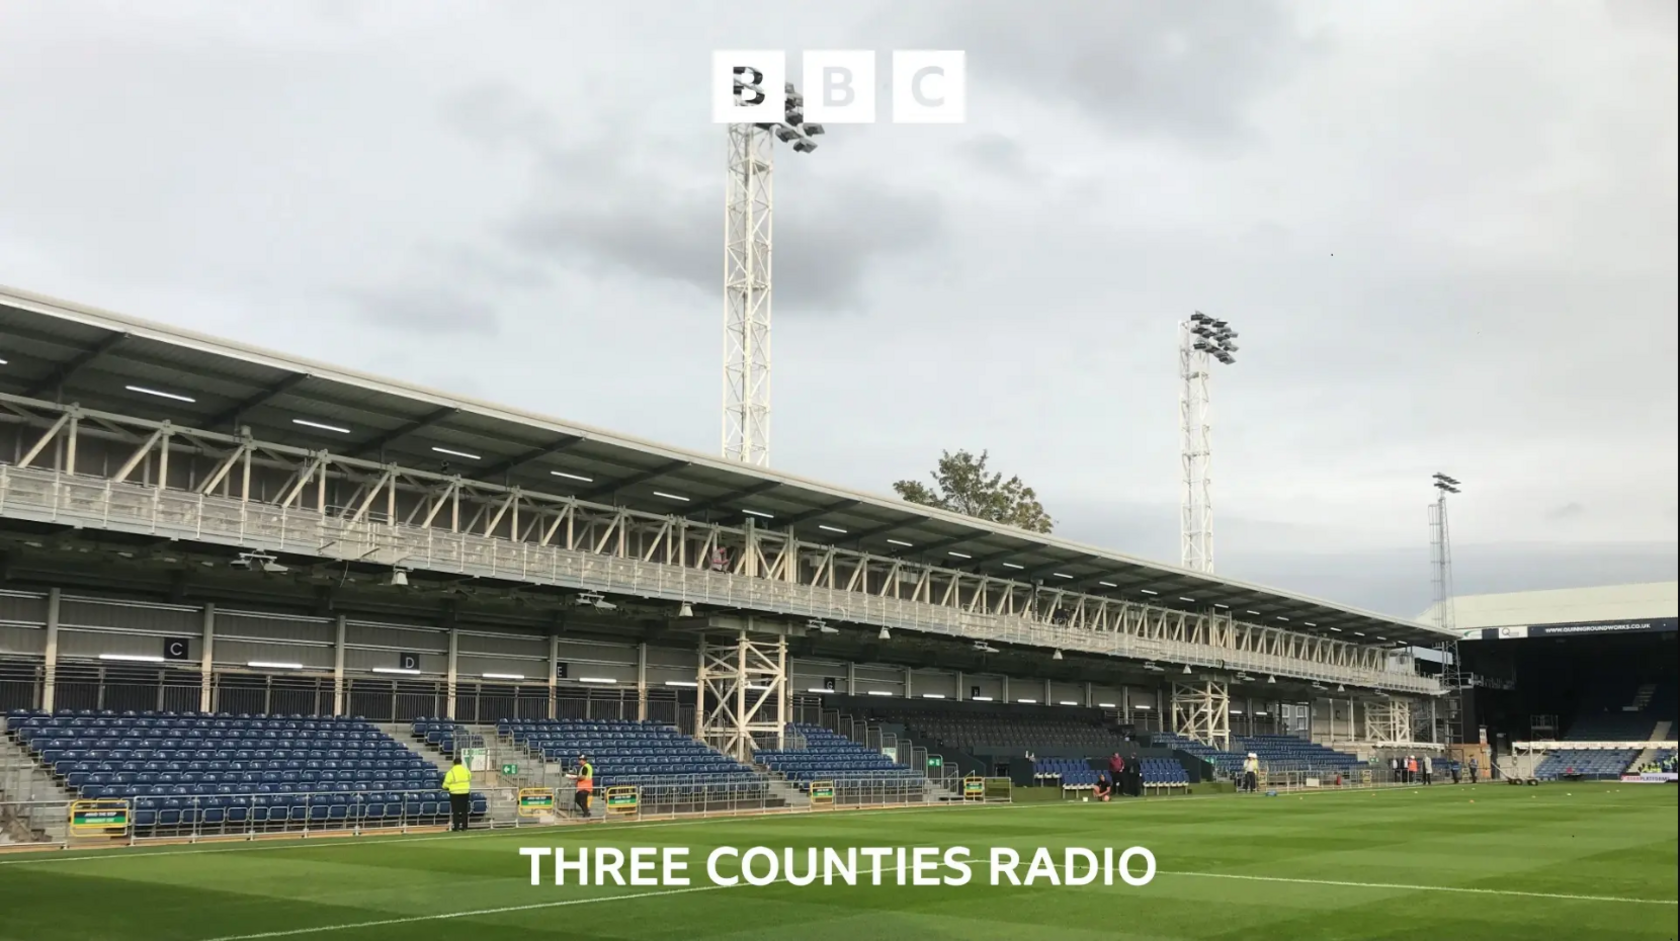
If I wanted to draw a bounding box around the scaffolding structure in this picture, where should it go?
[695,629,788,763]
[1171,678,1231,751]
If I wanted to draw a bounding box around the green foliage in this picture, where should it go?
[892,449,1054,534]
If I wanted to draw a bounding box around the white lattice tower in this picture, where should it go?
[723,124,775,466]
[1178,322,1212,571]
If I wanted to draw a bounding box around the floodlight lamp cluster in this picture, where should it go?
[1188,311,1238,365]
[735,80,827,153]
[1432,472,1461,495]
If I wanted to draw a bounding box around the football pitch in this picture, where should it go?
[0,784,1673,941]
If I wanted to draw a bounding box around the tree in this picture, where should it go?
[892,449,1055,534]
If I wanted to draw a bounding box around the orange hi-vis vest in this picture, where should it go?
[577,762,594,793]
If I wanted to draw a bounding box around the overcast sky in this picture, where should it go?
[2,0,1675,617]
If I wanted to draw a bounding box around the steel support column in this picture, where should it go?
[1171,679,1231,751]
[637,642,648,722]
[445,627,459,721]
[332,614,346,717]
[42,588,61,712]
[200,602,216,713]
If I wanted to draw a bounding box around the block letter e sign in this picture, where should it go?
[712,51,966,125]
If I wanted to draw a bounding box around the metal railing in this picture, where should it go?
[0,466,1439,694]
[0,773,947,850]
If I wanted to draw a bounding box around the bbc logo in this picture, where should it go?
[712,50,966,125]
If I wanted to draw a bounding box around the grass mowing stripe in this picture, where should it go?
[1168,870,1680,906]
[194,883,731,940]
[189,854,1679,940]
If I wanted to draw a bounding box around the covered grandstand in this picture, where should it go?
[0,285,1464,845]
[1446,583,1677,781]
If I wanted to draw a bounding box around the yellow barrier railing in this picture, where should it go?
[516,788,556,818]
[68,798,131,837]
[604,786,639,818]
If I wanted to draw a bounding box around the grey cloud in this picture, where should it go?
[344,286,502,336]
[483,134,945,314]
[863,0,1322,147]
[1547,502,1586,520]
[963,133,1031,178]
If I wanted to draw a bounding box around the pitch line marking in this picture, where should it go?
[191,861,1680,940]
[1167,871,1679,906]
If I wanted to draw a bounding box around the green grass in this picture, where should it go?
[0,784,1674,940]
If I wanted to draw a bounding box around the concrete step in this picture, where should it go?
[763,775,810,809]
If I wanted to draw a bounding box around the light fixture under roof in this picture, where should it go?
[866,690,892,697]
[372,667,419,675]
[432,447,480,460]
[948,551,972,559]
[818,524,847,534]
[1140,589,1158,595]
[1058,700,1077,706]
[886,539,913,547]
[1097,702,1116,708]
[1245,610,1262,616]
[806,686,833,694]
[126,384,196,403]
[878,626,891,640]
[1016,698,1038,704]
[971,695,994,702]
[1179,597,1196,602]
[1213,603,1229,609]
[1098,581,1117,588]
[100,653,164,663]
[482,672,525,681]
[248,661,303,670]
[1052,650,1064,660]
[1133,704,1152,710]
[652,491,688,502]
[1002,562,1025,570]
[742,509,775,519]
[551,471,594,483]
[1053,572,1072,579]
[578,677,618,684]
[293,418,351,434]
[665,680,699,688]
[921,693,946,699]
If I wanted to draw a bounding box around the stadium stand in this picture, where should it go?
[1034,757,1100,788]
[496,718,768,805]
[1139,757,1189,790]
[410,719,485,758]
[1151,732,1246,775]
[1562,677,1668,740]
[5,708,480,831]
[899,712,1122,756]
[754,724,925,801]
[1535,748,1639,781]
[1235,735,1367,774]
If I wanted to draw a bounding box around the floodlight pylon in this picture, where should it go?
[1179,313,1239,572]
[723,81,825,467]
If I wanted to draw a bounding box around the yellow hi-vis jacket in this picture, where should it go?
[443,764,472,795]
[576,762,594,793]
